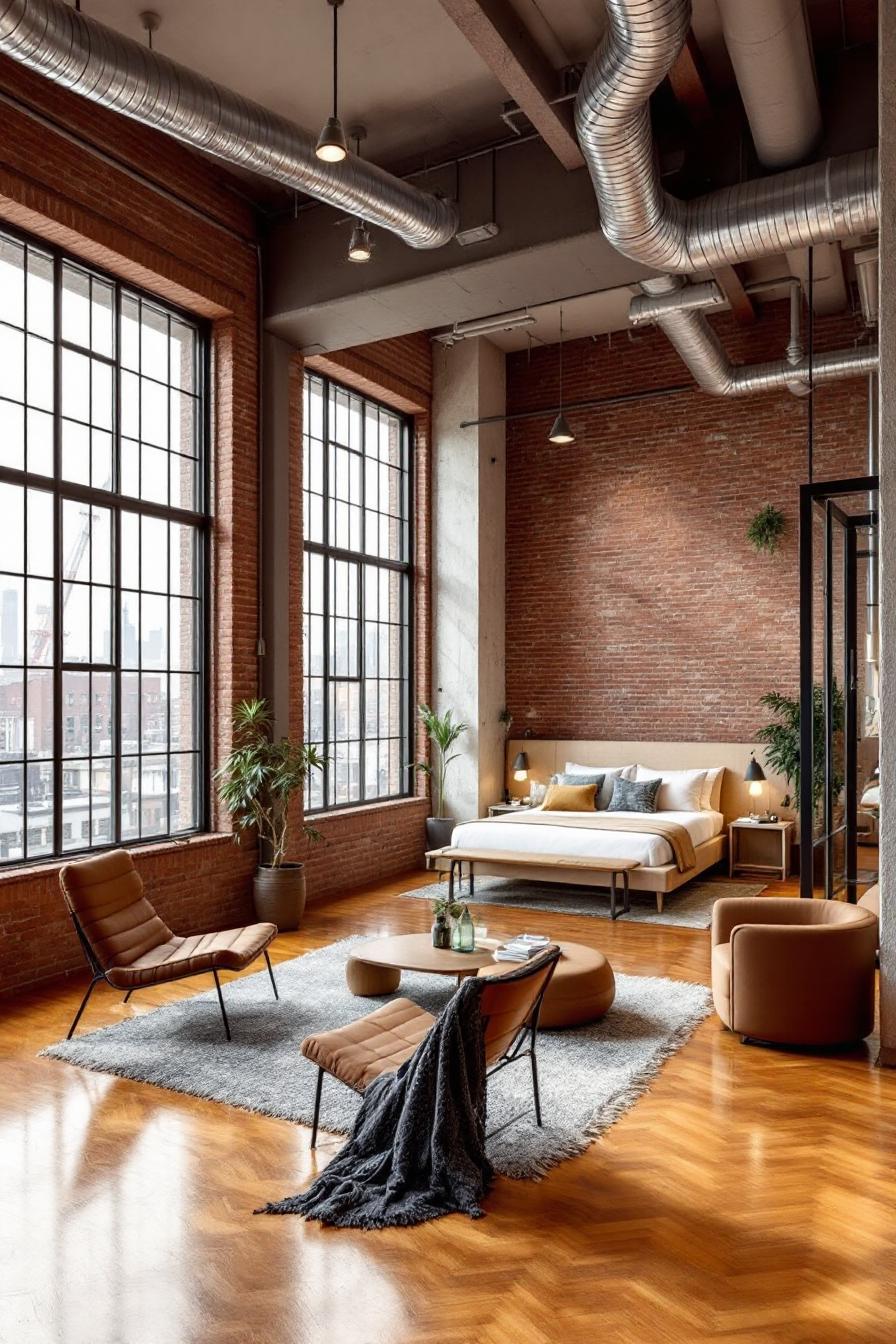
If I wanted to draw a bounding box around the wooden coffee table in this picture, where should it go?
[346,932,500,997]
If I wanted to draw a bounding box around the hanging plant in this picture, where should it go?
[747,503,786,555]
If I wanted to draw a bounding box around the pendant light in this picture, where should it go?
[315,0,348,164]
[346,127,373,262]
[549,305,575,445]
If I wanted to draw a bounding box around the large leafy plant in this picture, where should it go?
[216,698,325,868]
[414,703,468,819]
[756,684,844,818]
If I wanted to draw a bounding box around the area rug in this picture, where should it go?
[401,876,766,930]
[42,937,712,1180]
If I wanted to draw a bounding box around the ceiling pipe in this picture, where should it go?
[0,0,457,250]
[715,0,822,169]
[574,0,878,275]
[638,276,877,397]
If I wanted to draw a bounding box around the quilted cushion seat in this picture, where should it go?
[301,998,436,1093]
[60,847,276,989]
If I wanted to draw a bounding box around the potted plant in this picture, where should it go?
[414,703,468,850]
[216,698,325,930]
[756,684,844,879]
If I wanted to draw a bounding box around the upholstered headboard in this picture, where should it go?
[504,739,790,823]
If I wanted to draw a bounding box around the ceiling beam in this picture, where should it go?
[667,32,757,326]
[436,0,585,171]
[667,32,714,126]
[713,263,758,325]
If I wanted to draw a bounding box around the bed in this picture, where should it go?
[428,739,789,912]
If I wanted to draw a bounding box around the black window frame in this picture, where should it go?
[303,371,414,814]
[0,220,211,869]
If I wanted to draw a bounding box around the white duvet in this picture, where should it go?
[451,808,724,869]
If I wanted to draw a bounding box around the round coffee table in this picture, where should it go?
[346,932,499,996]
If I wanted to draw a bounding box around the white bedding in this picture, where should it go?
[451,808,725,869]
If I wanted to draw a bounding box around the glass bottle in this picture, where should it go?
[452,904,475,952]
[432,911,450,949]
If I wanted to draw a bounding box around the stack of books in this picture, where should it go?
[494,933,551,963]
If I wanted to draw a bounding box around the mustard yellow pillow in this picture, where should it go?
[541,782,597,812]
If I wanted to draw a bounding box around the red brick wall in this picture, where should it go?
[505,301,871,742]
[0,60,260,994]
[299,335,433,899]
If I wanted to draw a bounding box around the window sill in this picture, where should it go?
[310,796,428,824]
[0,831,239,886]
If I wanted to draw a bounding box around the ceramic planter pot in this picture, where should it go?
[253,862,306,931]
[425,816,455,850]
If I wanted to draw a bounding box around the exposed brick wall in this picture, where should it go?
[301,335,432,899]
[505,301,871,742]
[0,62,260,994]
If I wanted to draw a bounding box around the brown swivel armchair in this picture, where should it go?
[711,897,878,1047]
[302,946,560,1148]
[60,848,279,1041]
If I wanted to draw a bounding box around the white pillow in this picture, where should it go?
[699,766,725,812]
[634,766,707,812]
[564,762,635,810]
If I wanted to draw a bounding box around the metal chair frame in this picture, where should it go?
[309,949,560,1148]
[63,904,279,1042]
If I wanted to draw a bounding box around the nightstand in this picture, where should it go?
[729,819,793,881]
[488,802,532,816]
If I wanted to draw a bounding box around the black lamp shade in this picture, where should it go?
[744,754,766,783]
[512,752,529,772]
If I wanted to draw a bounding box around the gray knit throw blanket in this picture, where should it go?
[258,975,494,1229]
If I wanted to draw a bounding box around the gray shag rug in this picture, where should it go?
[402,876,765,930]
[42,936,712,1180]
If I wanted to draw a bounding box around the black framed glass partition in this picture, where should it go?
[799,475,879,900]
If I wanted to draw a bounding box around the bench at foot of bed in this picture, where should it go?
[431,846,641,920]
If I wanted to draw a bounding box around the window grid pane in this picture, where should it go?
[0,222,208,867]
[303,372,412,812]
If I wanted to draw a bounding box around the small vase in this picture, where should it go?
[432,913,450,949]
[451,904,475,953]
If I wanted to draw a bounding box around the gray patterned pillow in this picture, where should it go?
[607,776,661,814]
[553,771,605,809]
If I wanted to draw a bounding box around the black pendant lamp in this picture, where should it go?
[315,0,348,164]
[347,128,373,261]
[549,305,575,445]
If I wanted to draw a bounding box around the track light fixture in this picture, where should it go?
[549,306,575,445]
[315,0,348,164]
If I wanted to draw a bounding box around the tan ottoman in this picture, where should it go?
[345,957,402,996]
[479,941,615,1028]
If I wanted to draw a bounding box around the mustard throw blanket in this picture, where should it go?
[482,811,697,873]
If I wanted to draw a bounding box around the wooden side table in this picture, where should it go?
[729,819,793,881]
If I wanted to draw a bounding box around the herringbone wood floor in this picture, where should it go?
[2,866,895,1344]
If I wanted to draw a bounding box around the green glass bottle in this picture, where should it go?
[452,904,475,953]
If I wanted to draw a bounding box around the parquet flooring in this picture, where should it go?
[2,864,895,1344]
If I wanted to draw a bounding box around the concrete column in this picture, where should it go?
[432,338,506,821]
[877,1,895,1064]
[260,332,299,744]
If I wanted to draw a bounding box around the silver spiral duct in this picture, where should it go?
[574,0,879,273]
[639,276,877,397]
[0,0,457,250]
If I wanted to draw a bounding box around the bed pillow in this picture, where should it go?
[607,776,661,814]
[563,762,634,809]
[699,766,725,812]
[529,779,549,806]
[634,766,707,812]
[541,782,597,812]
[553,771,604,809]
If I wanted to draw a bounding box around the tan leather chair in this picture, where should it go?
[711,897,878,1047]
[302,946,561,1148]
[60,848,278,1041]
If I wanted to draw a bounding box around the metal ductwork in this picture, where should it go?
[638,276,878,397]
[574,0,878,275]
[715,0,822,169]
[0,0,457,250]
